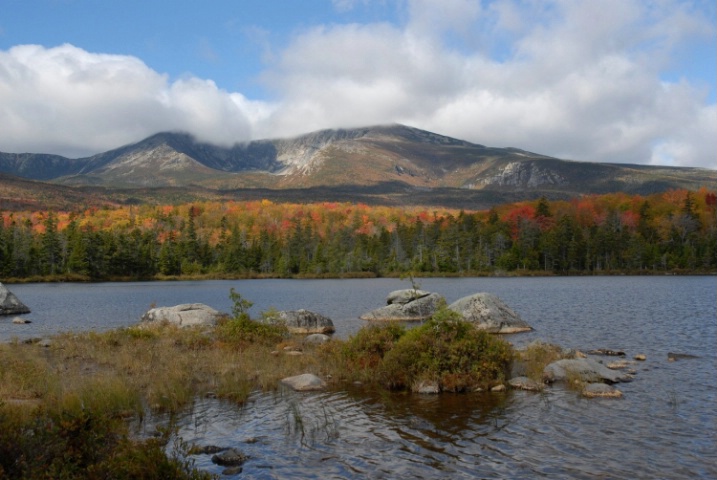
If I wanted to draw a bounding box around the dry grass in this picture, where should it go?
[514,341,566,383]
[0,323,325,418]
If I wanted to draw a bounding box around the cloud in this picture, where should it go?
[258,0,716,168]
[0,0,715,169]
[0,43,254,157]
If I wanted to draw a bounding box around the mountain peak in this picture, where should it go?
[1,125,714,200]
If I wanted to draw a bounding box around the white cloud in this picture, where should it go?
[0,0,715,169]
[0,43,253,157]
[256,0,716,168]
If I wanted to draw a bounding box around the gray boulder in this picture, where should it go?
[448,293,532,333]
[140,303,222,327]
[543,357,634,384]
[386,289,431,305]
[360,292,445,321]
[263,309,335,334]
[280,373,327,391]
[0,283,30,315]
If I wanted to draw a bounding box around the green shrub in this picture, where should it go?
[215,289,287,345]
[379,308,513,392]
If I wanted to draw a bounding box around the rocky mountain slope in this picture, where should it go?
[1,124,714,208]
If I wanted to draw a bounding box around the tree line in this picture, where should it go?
[1,189,715,280]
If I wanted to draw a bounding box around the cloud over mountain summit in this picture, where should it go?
[0,0,714,168]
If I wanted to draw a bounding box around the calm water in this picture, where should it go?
[3,277,716,478]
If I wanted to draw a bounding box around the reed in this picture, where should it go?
[514,341,566,383]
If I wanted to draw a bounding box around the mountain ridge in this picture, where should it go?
[1,124,715,209]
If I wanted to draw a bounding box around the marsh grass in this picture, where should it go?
[0,312,308,479]
[0,295,519,478]
[514,341,566,383]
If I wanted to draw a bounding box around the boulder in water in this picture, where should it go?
[140,303,222,327]
[0,283,30,315]
[360,292,445,321]
[280,373,327,391]
[262,309,335,334]
[386,289,431,305]
[543,357,634,384]
[447,293,532,333]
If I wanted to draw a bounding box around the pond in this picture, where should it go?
[4,276,716,478]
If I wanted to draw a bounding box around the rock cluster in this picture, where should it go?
[359,289,533,335]
[359,289,444,321]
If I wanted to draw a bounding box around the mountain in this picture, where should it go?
[1,124,715,209]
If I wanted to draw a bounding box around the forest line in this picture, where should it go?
[1,189,715,281]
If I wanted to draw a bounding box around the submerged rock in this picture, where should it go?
[0,283,30,316]
[360,292,444,321]
[508,376,544,392]
[263,309,335,334]
[543,358,633,384]
[140,303,222,327]
[667,352,699,361]
[211,448,247,467]
[586,348,626,356]
[582,383,623,398]
[280,373,327,392]
[448,293,532,333]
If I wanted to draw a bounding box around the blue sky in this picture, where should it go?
[1,0,715,168]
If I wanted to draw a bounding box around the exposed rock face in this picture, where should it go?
[543,358,634,384]
[360,292,445,321]
[448,293,532,333]
[263,309,335,334]
[140,303,222,327]
[280,373,327,392]
[478,161,567,188]
[0,283,31,315]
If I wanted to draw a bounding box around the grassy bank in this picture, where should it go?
[1,295,518,478]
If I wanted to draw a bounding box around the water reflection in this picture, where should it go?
[172,388,514,479]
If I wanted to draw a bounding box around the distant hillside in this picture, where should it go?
[1,124,715,209]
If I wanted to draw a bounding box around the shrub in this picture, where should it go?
[379,307,513,392]
[0,404,212,479]
[318,322,406,384]
[215,289,287,345]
